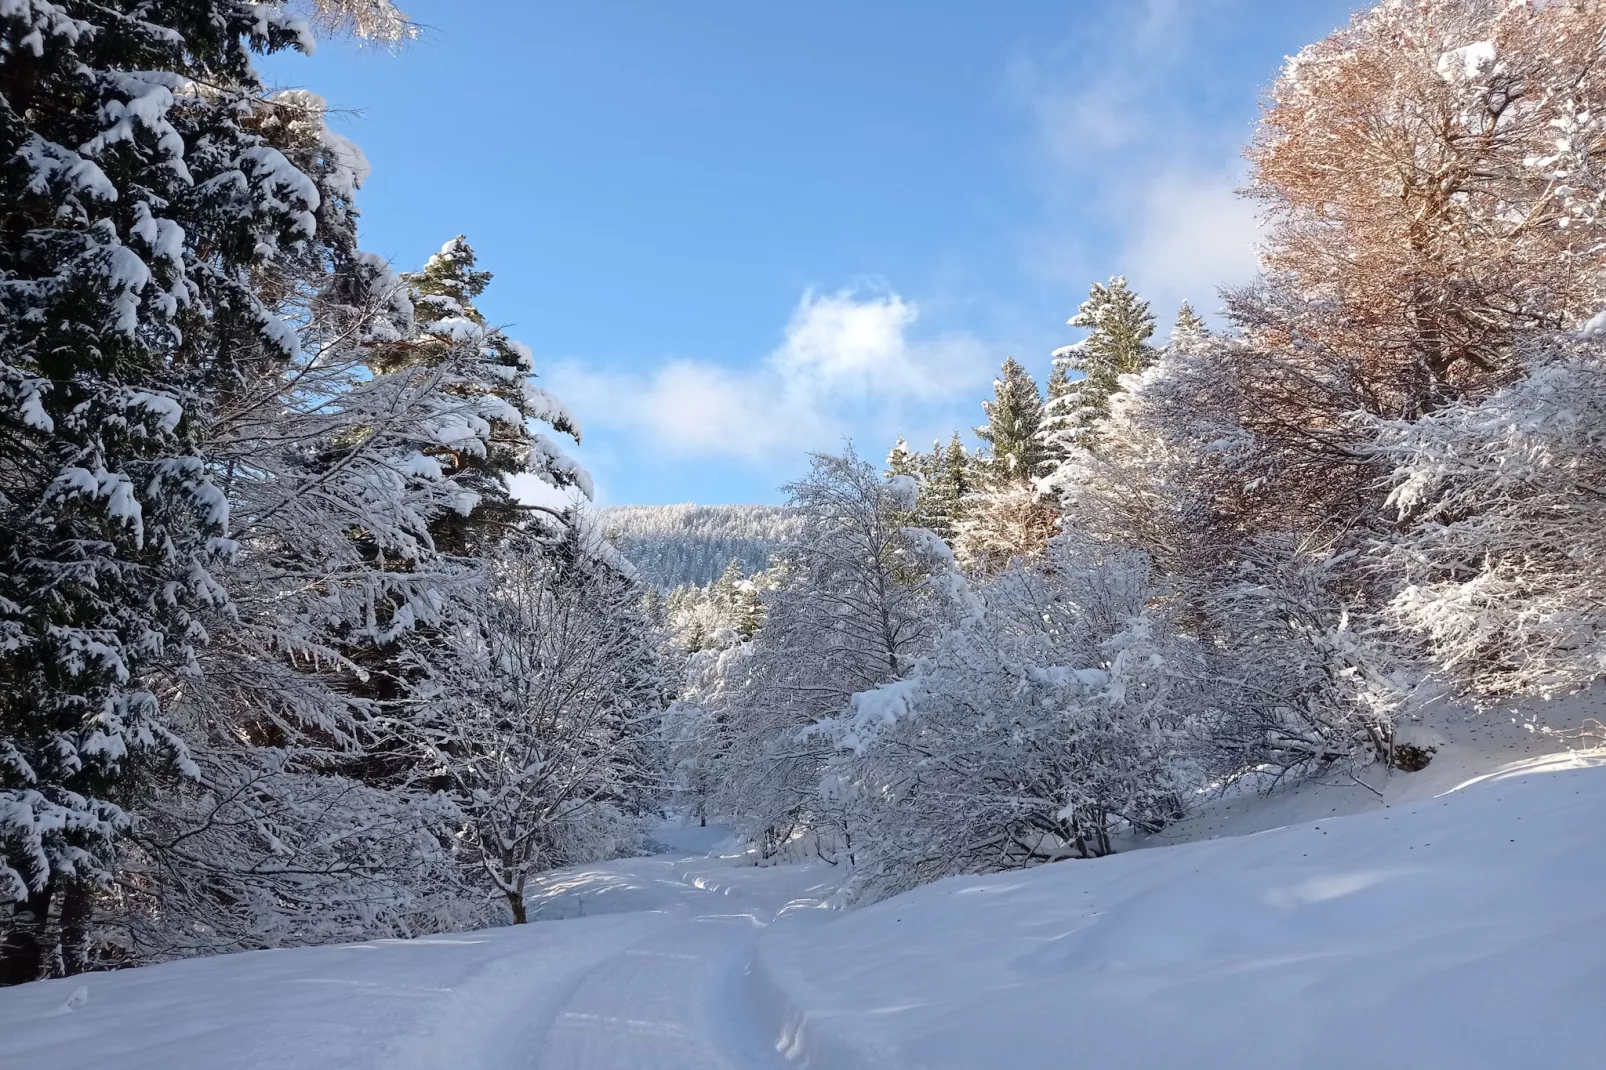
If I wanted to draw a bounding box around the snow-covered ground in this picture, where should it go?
[0,833,840,1070]
[4,699,1603,1069]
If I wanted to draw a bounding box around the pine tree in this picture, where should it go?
[1046,277,1157,454]
[975,358,1047,483]
[924,434,973,544]
[710,559,763,642]
[1038,362,1075,473]
[394,236,586,553]
[0,0,340,982]
[1171,301,1208,349]
[885,437,921,480]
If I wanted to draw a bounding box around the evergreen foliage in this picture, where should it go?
[1170,301,1208,348]
[975,358,1047,482]
[1044,277,1157,454]
[0,0,329,981]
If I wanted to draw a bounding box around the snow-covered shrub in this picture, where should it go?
[818,538,1200,899]
[1371,337,1606,698]
[1196,539,1413,780]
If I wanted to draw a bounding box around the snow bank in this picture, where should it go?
[754,755,1606,1069]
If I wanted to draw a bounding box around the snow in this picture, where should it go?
[757,752,1606,1070]
[0,827,838,1070]
[124,390,183,432]
[4,724,1605,1069]
[1437,40,1498,82]
[886,473,919,510]
[18,385,52,432]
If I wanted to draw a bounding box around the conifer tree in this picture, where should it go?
[885,437,922,481]
[975,358,1047,483]
[1045,277,1157,454]
[393,237,586,553]
[1171,301,1208,348]
[710,559,764,642]
[1038,362,1075,473]
[0,0,344,982]
[924,434,973,544]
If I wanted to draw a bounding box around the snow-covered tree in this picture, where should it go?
[0,0,338,983]
[1194,539,1411,778]
[1043,277,1156,456]
[391,236,586,553]
[0,5,597,979]
[1246,0,1606,418]
[696,449,948,856]
[1049,337,1413,778]
[952,482,1059,575]
[660,560,765,655]
[1170,301,1208,348]
[926,433,975,544]
[414,525,661,924]
[815,538,1197,898]
[1371,333,1606,698]
[964,358,1058,569]
[975,358,1047,483]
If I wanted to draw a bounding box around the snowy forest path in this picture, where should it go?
[0,827,838,1070]
[521,832,838,1069]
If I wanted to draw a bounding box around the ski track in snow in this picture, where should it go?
[529,852,826,1070]
[0,832,838,1070]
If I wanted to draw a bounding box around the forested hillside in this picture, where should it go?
[599,504,800,588]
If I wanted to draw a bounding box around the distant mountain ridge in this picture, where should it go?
[597,504,801,588]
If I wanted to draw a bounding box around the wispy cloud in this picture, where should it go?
[1007,0,1264,323]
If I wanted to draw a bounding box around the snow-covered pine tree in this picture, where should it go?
[708,559,764,643]
[394,236,586,553]
[885,436,920,480]
[105,88,492,967]
[1170,301,1208,349]
[975,358,1047,483]
[0,0,358,983]
[924,433,974,544]
[963,360,1057,570]
[1044,277,1157,456]
[885,436,959,542]
[1038,361,1075,473]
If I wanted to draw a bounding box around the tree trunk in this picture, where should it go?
[58,877,94,976]
[0,880,55,987]
[507,890,527,925]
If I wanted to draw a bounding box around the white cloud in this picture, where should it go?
[544,289,993,470]
[1122,166,1262,317]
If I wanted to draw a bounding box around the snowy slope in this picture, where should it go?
[3,739,1603,1069]
[756,752,1606,1070]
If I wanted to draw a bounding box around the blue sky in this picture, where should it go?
[263,0,1360,505]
